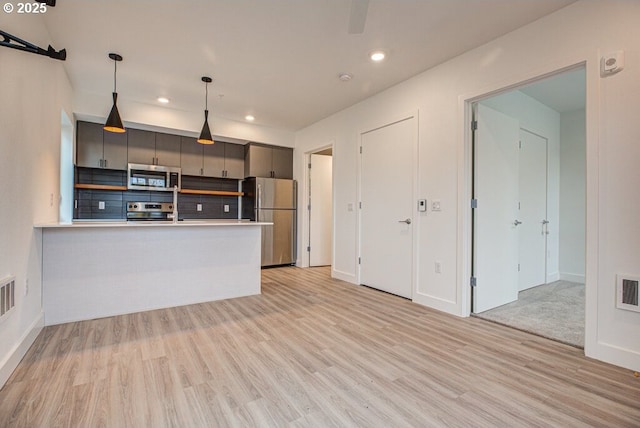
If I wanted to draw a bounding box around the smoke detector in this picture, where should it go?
[338,73,353,82]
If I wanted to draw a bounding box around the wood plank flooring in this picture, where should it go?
[1,266,639,427]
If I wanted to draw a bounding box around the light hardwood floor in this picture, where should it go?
[1,266,639,427]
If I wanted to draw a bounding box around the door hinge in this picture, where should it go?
[471,120,478,131]
[470,277,477,287]
[471,199,478,209]
[308,204,311,211]
[308,163,311,169]
[359,146,362,154]
[359,201,362,209]
[307,246,311,252]
[519,140,522,149]
[518,263,521,272]
[358,257,361,265]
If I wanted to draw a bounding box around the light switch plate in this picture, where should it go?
[197,203,202,212]
[224,204,230,213]
[98,201,105,210]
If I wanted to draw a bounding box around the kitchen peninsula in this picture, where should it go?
[36,220,270,325]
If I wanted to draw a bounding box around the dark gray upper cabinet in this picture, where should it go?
[244,143,293,179]
[272,146,294,179]
[128,129,180,167]
[155,133,181,167]
[77,120,245,177]
[203,143,225,177]
[181,138,245,178]
[180,137,203,176]
[224,143,245,179]
[76,121,127,170]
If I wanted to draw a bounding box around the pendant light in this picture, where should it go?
[104,53,125,133]
[197,76,214,145]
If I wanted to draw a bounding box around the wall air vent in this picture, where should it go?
[0,276,16,320]
[617,274,640,313]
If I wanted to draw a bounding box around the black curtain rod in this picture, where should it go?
[0,29,66,61]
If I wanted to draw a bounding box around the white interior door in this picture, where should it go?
[518,129,548,290]
[473,104,520,313]
[309,153,333,266]
[360,117,415,299]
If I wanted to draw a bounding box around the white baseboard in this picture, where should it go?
[546,271,560,282]
[413,292,462,317]
[0,312,44,389]
[560,272,585,283]
[587,340,640,372]
[332,269,357,284]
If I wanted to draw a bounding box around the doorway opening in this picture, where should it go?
[470,67,586,348]
[307,146,333,267]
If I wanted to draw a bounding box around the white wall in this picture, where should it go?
[294,0,640,371]
[0,14,73,387]
[480,90,562,282]
[560,109,586,282]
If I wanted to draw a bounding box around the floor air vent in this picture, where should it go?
[617,275,640,313]
[0,276,16,319]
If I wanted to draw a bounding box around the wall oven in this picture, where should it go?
[127,163,181,191]
[127,202,174,221]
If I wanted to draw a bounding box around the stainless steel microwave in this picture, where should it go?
[127,163,181,191]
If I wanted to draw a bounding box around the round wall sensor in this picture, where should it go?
[339,73,353,82]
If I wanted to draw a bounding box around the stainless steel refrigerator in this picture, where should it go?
[242,177,296,267]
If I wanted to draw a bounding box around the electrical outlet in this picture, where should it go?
[224,204,230,213]
[435,261,442,274]
[98,201,105,210]
[196,203,203,212]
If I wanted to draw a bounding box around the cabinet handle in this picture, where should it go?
[104,159,108,168]
[99,159,103,168]
[200,168,203,176]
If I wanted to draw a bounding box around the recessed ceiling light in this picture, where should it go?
[370,50,386,62]
[157,97,170,104]
[245,115,255,122]
[338,73,353,82]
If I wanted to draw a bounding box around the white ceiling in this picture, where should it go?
[42,0,577,132]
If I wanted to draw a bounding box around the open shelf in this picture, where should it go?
[74,183,243,196]
[74,184,127,191]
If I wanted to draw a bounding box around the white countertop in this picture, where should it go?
[36,220,272,228]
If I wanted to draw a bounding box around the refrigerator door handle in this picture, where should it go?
[293,180,297,208]
[257,184,262,211]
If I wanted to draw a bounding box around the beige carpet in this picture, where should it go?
[474,280,585,348]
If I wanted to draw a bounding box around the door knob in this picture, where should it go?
[399,218,412,224]
[513,220,522,226]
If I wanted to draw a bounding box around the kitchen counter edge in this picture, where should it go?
[35,220,273,229]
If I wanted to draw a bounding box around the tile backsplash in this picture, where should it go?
[74,167,240,220]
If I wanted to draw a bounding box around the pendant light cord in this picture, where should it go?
[205,80,208,110]
[113,59,117,92]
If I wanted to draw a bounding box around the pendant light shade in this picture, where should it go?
[197,76,214,145]
[104,53,125,133]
